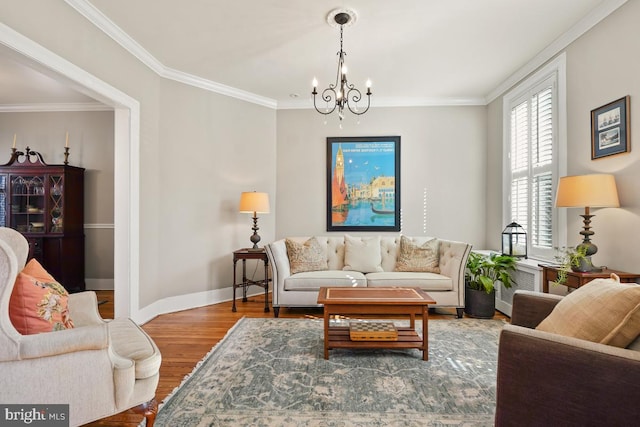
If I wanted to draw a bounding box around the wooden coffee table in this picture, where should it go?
[317,287,437,361]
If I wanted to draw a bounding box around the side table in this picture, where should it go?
[232,248,270,312]
[540,265,640,293]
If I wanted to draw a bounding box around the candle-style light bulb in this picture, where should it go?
[366,79,372,88]
[312,78,318,88]
[65,131,69,148]
[342,65,348,75]
[12,133,16,149]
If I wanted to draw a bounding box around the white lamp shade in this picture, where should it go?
[555,174,619,208]
[239,192,270,214]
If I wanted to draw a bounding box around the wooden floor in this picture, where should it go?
[84,291,508,426]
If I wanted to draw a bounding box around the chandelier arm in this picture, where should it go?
[346,87,362,103]
[345,87,372,115]
[312,88,338,115]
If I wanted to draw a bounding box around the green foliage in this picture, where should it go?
[553,246,588,285]
[465,252,518,294]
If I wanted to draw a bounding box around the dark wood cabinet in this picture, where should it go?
[0,148,85,292]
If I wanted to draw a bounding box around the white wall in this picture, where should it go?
[0,111,115,288]
[486,0,640,281]
[276,106,487,246]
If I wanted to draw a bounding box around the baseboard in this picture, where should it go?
[133,288,270,325]
[85,278,115,290]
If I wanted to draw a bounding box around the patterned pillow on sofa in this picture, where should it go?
[394,236,440,273]
[9,259,74,334]
[285,237,328,274]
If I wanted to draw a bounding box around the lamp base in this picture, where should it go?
[248,214,261,251]
[573,241,602,272]
[572,255,603,273]
[247,247,264,252]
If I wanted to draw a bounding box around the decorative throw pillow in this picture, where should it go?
[285,237,328,274]
[9,259,74,335]
[536,274,640,348]
[394,236,440,273]
[343,235,383,273]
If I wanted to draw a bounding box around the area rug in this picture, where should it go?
[149,317,506,426]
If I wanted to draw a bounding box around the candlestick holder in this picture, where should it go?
[64,147,70,165]
[9,147,18,163]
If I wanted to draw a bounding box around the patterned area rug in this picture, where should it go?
[150,317,506,426]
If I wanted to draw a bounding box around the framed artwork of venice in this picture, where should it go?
[591,96,631,160]
[326,136,401,232]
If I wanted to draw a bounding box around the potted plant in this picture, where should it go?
[553,245,588,285]
[464,252,517,318]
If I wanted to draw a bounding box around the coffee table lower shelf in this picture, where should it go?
[327,326,423,350]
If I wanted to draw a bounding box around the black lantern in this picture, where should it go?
[502,222,527,258]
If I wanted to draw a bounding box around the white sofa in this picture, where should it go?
[265,235,472,318]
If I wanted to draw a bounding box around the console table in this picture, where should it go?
[540,265,640,293]
[232,248,270,312]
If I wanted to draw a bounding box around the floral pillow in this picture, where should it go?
[9,259,74,334]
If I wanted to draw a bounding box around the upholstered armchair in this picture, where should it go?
[0,227,161,426]
[495,290,640,426]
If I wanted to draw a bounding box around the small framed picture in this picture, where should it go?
[591,96,630,159]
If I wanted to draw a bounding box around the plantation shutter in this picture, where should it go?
[508,81,555,257]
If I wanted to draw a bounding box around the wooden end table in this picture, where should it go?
[316,287,437,361]
[232,248,270,312]
[540,265,640,293]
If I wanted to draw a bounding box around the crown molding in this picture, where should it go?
[64,0,277,109]
[373,96,486,107]
[0,102,111,112]
[278,96,486,110]
[160,67,277,109]
[65,0,627,110]
[64,0,164,74]
[485,0,628,103]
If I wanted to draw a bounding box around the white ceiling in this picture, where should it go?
[0,0,623,108]
[0,45,96,107]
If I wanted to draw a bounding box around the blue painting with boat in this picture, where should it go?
[330,140,398,228]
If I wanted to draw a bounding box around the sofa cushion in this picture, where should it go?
[366,271,453,290]
[536,274,640,348]
[343,235,383,273]
[285,237,328,274]
[9,259,74,335]
[284,270,367,291]
[394,236,440,273]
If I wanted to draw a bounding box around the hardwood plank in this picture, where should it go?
[83,290,508,426]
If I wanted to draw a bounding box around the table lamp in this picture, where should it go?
[555,174,619,272]
[239,191,270,251]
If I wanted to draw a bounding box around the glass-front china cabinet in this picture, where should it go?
[0,147,85,291]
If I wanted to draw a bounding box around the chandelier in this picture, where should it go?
[312,9,372,121]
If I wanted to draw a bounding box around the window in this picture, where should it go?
[503,54,566,260]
